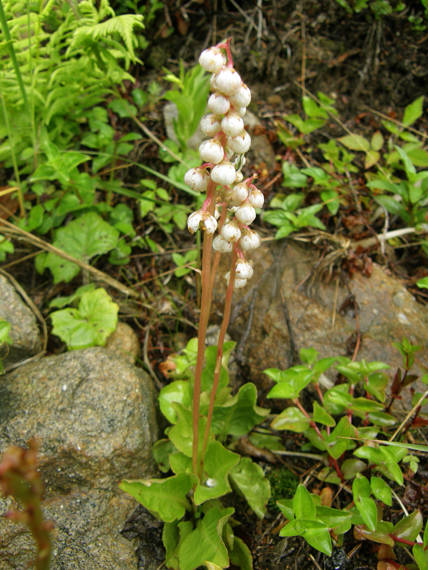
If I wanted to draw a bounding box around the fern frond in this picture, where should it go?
[69,14,144,63]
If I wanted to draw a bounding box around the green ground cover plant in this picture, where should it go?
[264,344,427,566]
[0,319,11,374]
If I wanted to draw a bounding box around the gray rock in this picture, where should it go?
[0,275,42,368]
[105,322,140,364]
[0,348,158,569]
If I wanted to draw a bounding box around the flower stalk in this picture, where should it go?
[185,40,264,476]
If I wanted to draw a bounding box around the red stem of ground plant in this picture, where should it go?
[293,398,345,482]
[199,246,238,475]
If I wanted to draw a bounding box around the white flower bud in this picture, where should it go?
[228,182,249,204]
[199,47,227,73]
[208,93,230,115]
[184,167,209,191]
[213,235,233,253]
[199,139,224,164]
[236,107,247,117]
[203,215,218,234]
[200,114,221,137]
[228,131,251,154]
[248,187,264,209]
[225,271,247,289]
[187,210,217,234]
[234,278,248,288]
[235,204,256,225]
[212,68,242,95]
[211,162,236,185]
[235,171,244,183]
[239,229,261,250]
[235,260,254,280]
[221,112,245,137]
[220,220,241,242]
[230,84,251,108]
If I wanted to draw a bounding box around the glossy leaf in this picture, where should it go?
[194,441,240,505]
[353,475,377,531]
[293,484,316,520]
[312,401,335,427]
[393,510,423,542]
[159,381,192,424]
[212,383,270,437]
[413,543,428,569]
[370,476,392,506]
[178,506,233,570]
[271,406,310,432]
[316,506,352,535]
[280,519,332,556]
[230,457,271,518]
[266,367,314,399]
[119,474,193,523]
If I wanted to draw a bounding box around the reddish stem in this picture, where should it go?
[200,246,238,473]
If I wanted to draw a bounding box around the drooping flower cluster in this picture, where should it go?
[185,40,263,288]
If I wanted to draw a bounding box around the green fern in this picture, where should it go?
[0,0,145,173]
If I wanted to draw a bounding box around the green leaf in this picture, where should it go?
[280,519,332,556]
[178,506,233,570]
[152,439,176,473]
[316,506,353,535]
[271,406,310,432]
[325,416,357,459]
[42,213,119,283]
[229,534,253,570]
[393,510,423,542]
[402,96,424,126]
[417,276,428,289]
[119,473,193,523]
[50,288,118,350]
[108,98,137,118]
[265,367,314,399]
[371,131,384,151]
[365,150,380,169]
[230,457,271,518]
[212,383,270,437]
[370,476,392,506]
[312,401,335,427]
[159,381,192,424]
[281,162,308,188]
[194,441,240,505]
[339,134,370,152]
[293,484,316,520]
[353,475,377,531]
[413,543,428,570]
[0,320,12,346]
[49,284,96,309]
[341,458,366,480]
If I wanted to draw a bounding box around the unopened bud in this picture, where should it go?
[187,210,218,234]
[230,84,251,108]
[235,204,256,225]
[212,68,242,95]
[235,260,254,280]
[228,131,251,154]
[248,187,264,209]
[220,220,241,242]
[213,235,233,253]
[208,93,230,115]
[239,229,261,250]
[200,114,222,137]
[199,139,224,164]
[221,112,245,137]
[211,162,236,185]
[199,47,227,73]
[184,167,209,191]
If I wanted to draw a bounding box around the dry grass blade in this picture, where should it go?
[0,219,140,299]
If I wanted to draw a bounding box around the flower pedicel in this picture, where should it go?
[185,39,263,289]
